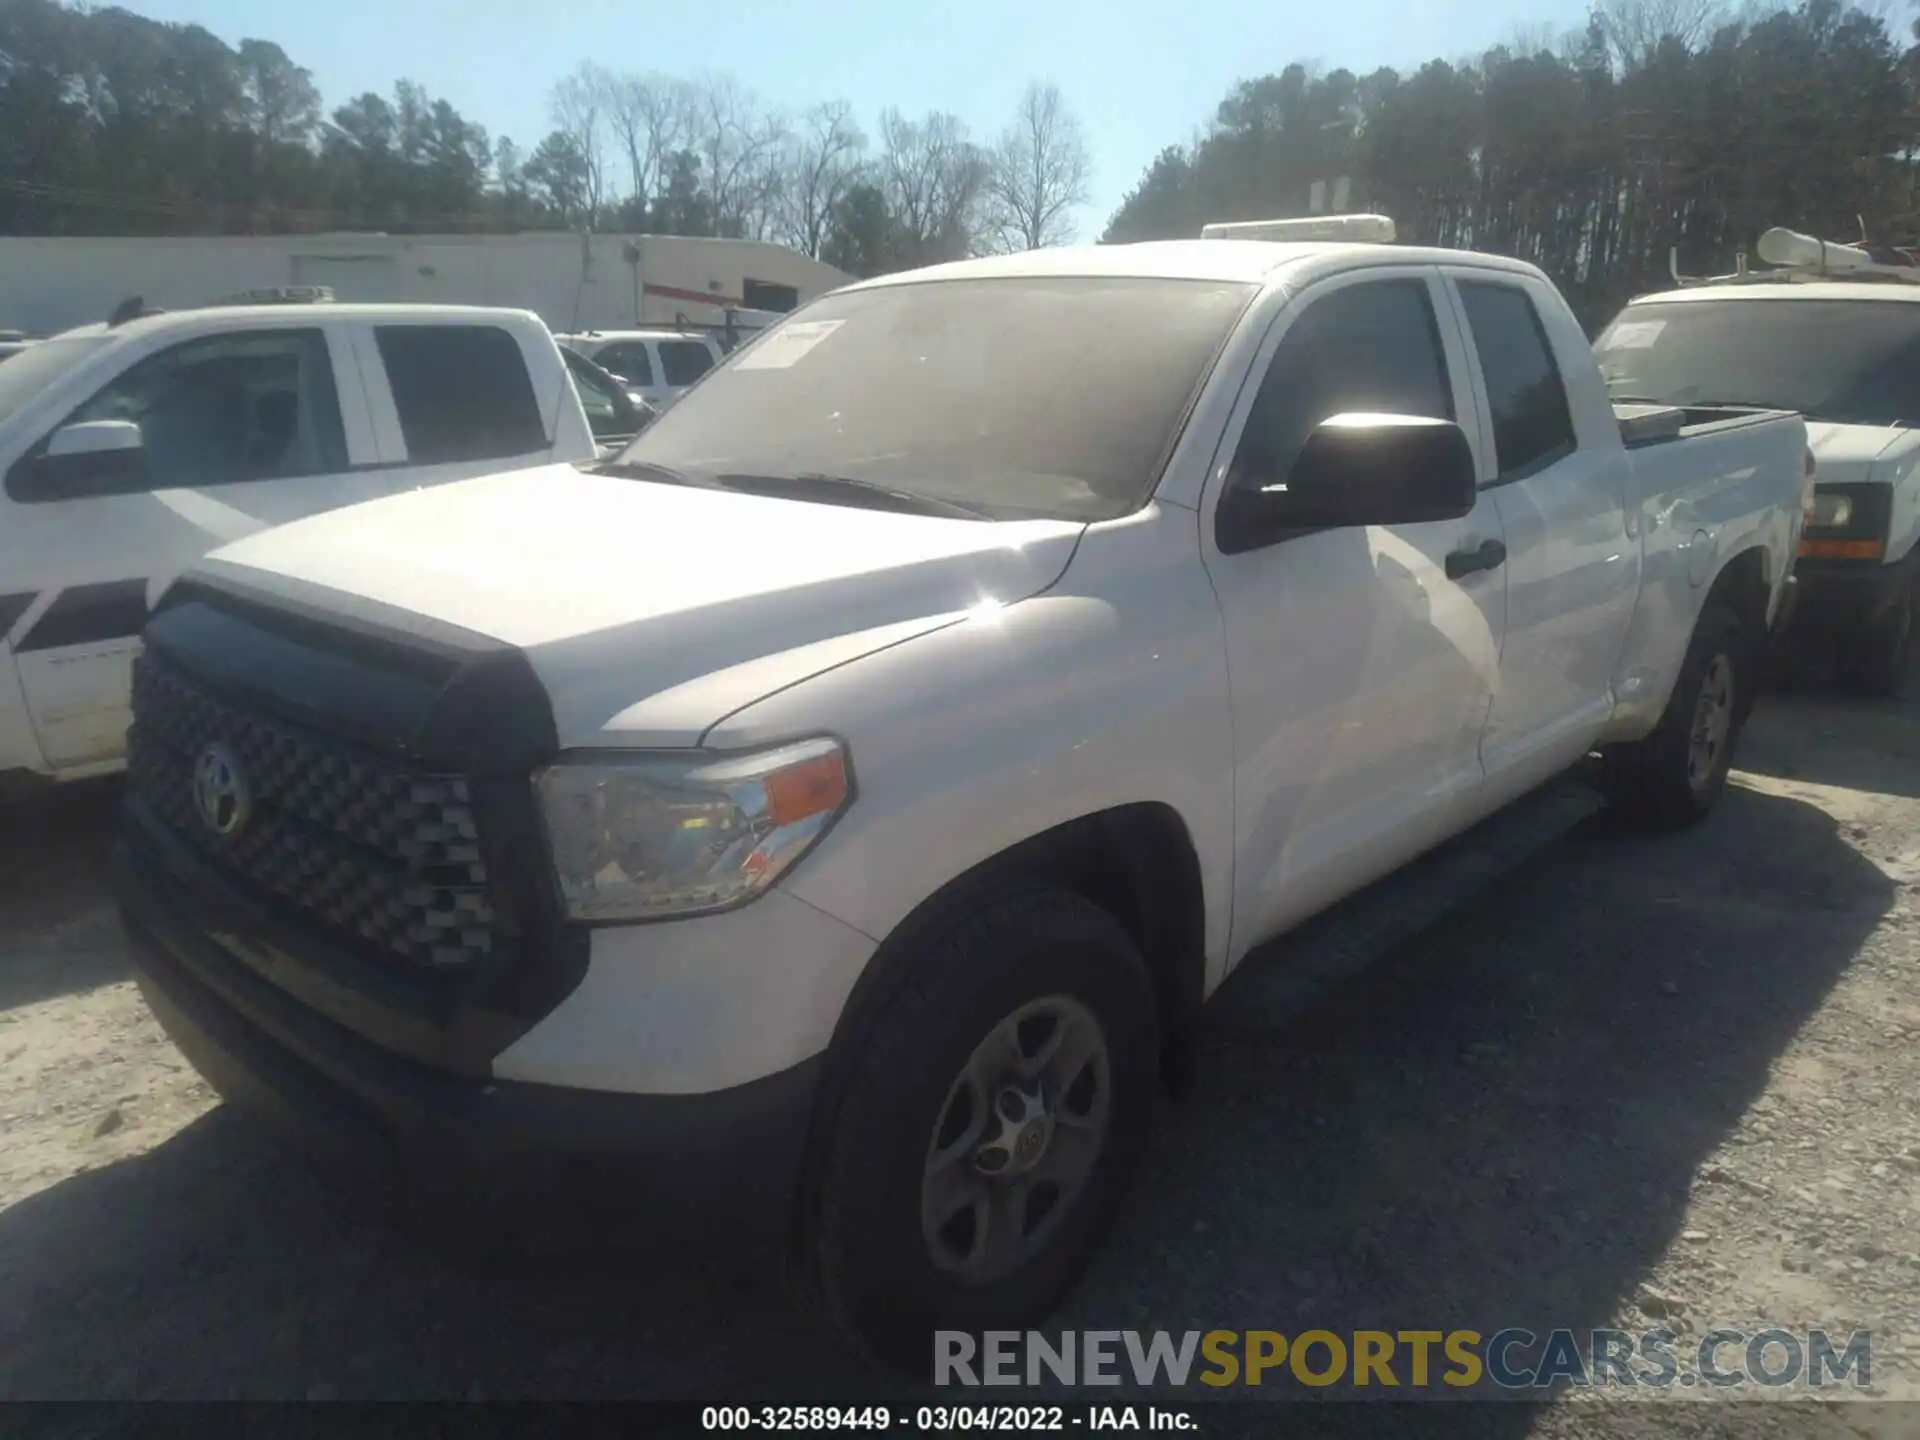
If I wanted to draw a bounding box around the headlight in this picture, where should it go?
[535,737,852,922]
[1809,492,1853,529]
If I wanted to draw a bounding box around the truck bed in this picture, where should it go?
[1615,401,1800,448]
[1601,398,1808,741]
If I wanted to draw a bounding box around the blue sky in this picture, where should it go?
[125,0,1592,237]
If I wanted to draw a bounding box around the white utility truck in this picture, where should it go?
[0,294,598,783]
[1597,225,1920,694]
[113,218,1810,1367]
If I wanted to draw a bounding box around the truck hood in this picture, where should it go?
[1806,422,1918,486]
[198,463,1085,748]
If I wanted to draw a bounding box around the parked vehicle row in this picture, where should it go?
[107,216,1812,1368]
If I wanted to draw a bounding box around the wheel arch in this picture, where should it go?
[1706,543,1772,641]
[819,802,1210,1096]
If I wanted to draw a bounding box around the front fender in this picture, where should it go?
[703,506,1239,993]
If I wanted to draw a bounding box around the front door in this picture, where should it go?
[0,321,379,770]
[1200,268,1509,958]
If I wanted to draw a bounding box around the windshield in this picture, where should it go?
[1595,298,1920,426]
[0,335,111,427]
[614,276,1255,522]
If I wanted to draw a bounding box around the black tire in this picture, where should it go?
[793,882,1158,1374]
[1834,566,1915,699]
[1600,601,1751,830]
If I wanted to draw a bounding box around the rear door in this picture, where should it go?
[1440,269,1640,798]
[0,318,379,770]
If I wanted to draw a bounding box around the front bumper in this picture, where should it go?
[1787,554,1910,633]
[114,837,824,1237]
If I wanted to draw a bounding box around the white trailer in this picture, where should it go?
[0,232,850,339]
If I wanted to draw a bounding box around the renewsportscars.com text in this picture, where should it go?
[934,1328,1872,1391]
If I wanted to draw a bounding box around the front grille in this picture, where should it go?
[127,651,498,972]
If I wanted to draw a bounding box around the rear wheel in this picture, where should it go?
[1601,602,1751,829]
[1834,565,1915,699]
[793,883,1158,1373]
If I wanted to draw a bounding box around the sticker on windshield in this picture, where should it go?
[733,319,846,370]
[1601,319,1665,350]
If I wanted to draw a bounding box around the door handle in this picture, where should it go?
[1445,538,1507,580]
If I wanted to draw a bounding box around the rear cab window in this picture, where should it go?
[1456,280,1576,480]
[374,324,547,464]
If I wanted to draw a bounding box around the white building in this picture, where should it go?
[0,232,852,337]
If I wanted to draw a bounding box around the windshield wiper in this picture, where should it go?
[592,458,727,491]
[714,471,989,520]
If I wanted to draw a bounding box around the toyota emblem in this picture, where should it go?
[192,743,252,838]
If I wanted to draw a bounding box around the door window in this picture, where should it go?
[375,324,548,464]
[658,340,716,387]
[1456,281,1576,479]
[7,328,347,502]
[1228,278,1454,492]
[593,342,655,386]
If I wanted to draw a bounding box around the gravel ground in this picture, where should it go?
[0,680,1916,1437]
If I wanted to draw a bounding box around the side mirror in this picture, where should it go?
[8,419,149,501]
[1219,413,1477,550]
[47,418,144,459]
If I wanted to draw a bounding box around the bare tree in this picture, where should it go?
[604,72,697,217]
[780,99,866,257]
[548,62,610,224]
[986,82,1092,251]
[688,75,789,239]
[1594,0,1729,70]
[879,107,990,266]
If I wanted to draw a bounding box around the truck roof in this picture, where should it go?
[841,239,1547,291]
[1627,282,1920,306]
[51,301,549,343]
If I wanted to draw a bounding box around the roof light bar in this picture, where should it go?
[1200,214,1396,244]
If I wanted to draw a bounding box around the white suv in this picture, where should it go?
[552,329,725,410]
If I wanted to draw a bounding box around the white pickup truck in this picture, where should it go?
[111,222,1809,1367]
[1597,239,1920,695]
[0,299,597,784]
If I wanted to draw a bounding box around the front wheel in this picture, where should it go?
[1834,565,1915,698]
[1600,602,1751,829]
[793,883,1158,1373]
